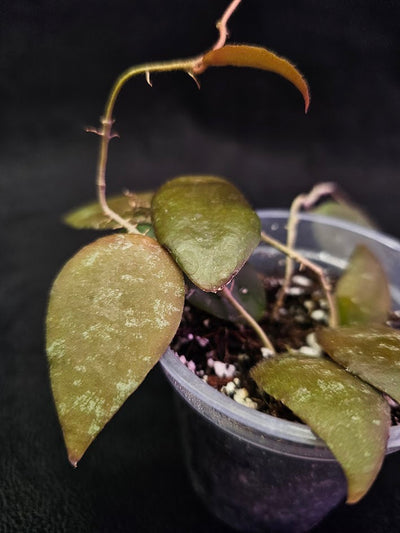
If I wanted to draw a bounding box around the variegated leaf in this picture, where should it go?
[152,176,261,292]
[317,325,400,403]
[47,233,184,465]
[251,355,390,503]
[63,192,153,230]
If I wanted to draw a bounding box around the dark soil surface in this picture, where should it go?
[171,271,400,425]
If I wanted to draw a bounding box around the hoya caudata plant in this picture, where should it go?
[46,0,400,507]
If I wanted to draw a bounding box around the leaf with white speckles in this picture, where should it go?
[152,176,261,292]
[63,191,154,230]
[317,325,400,403]
[335,245,391,325]
[251,355,390,503]
[46,233,184,465]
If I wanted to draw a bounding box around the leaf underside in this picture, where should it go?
[202,44,310,113]
[63,192,154,230]
[186,261,266,322]
[335,244,391,326]
[46,233,184,465]
[152,175,261,292]
[251,355,390,504]
[317,325,400,404]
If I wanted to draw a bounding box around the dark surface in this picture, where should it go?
[2,1,400,531]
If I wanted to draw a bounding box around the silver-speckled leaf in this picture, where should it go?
[335,245,391,325]
[251,355,390,504]
[46,234,184,465]
[63,192,153,230]
[152,176,261,292]
[317,325,400,403]
[186,262,266,322]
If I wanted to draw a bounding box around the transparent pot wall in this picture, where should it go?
[160,210,400,533]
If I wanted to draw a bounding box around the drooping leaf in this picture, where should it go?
[251,355,390,504]
[317,325,400,404]
[152,175,261,292]
[311,201,377,230]
[202,44,310,113]
[63,191,154,230]
[46,233,184,465]
[186,262,266,322]
[335,245,391,325]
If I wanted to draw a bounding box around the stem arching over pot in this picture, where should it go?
[46,0,400,507]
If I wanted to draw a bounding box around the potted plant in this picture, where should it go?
[46,1,400,531]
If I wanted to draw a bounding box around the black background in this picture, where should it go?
[2,1,400,531]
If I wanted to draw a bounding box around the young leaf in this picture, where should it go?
[310,201,376,230]
[63,192,153,230]
[335,245,391,325]
[202,44,310,113]
[186,262,266,322]
[317,325,400,403]
[46,233,184,465]
[251,355,390,504]
[152,176,261,292]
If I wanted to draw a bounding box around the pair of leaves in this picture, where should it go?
[252,242,396,503]
[49,176,261,465]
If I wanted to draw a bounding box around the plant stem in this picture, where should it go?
[93,0,243,232]
[260,231,338,328]
[213,0,243,51]
[93,57,203,233]
[221,287,276,353]
[275,182,339,313]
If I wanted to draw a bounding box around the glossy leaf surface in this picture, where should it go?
[202,45,310,112]
[152,176,261,292]
[251,355,390,503]
[186,262,266,322]
[335,245,391,325]
[46,234,184,465]
[311,201,376,230]
[63,192,153,230]
[317,325,400,403]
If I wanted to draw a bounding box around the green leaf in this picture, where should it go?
[186,262,266,322]
[202,44,310,113]
[46,233,184,465]
[251,355,390,504]
[63,191,154,230]
[317,325,400,404]
[311,201,376,230]
[335,245,391,325]
[152,176,261,292]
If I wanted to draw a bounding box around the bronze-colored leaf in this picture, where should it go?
[251,355,390,504]
[202,44,310,112]
[317,325,400,404]
[63,191,154,230]
[152,175,261,292]
[335,245,391,325]
[46,234,184,465]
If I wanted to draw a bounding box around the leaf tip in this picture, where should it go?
[68,454,79,468]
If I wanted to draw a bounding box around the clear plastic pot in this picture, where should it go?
[160,210,400,533]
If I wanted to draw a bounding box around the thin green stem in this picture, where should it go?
[94,57,202,233]
[221,287,276,353]
[261,231,338,328]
